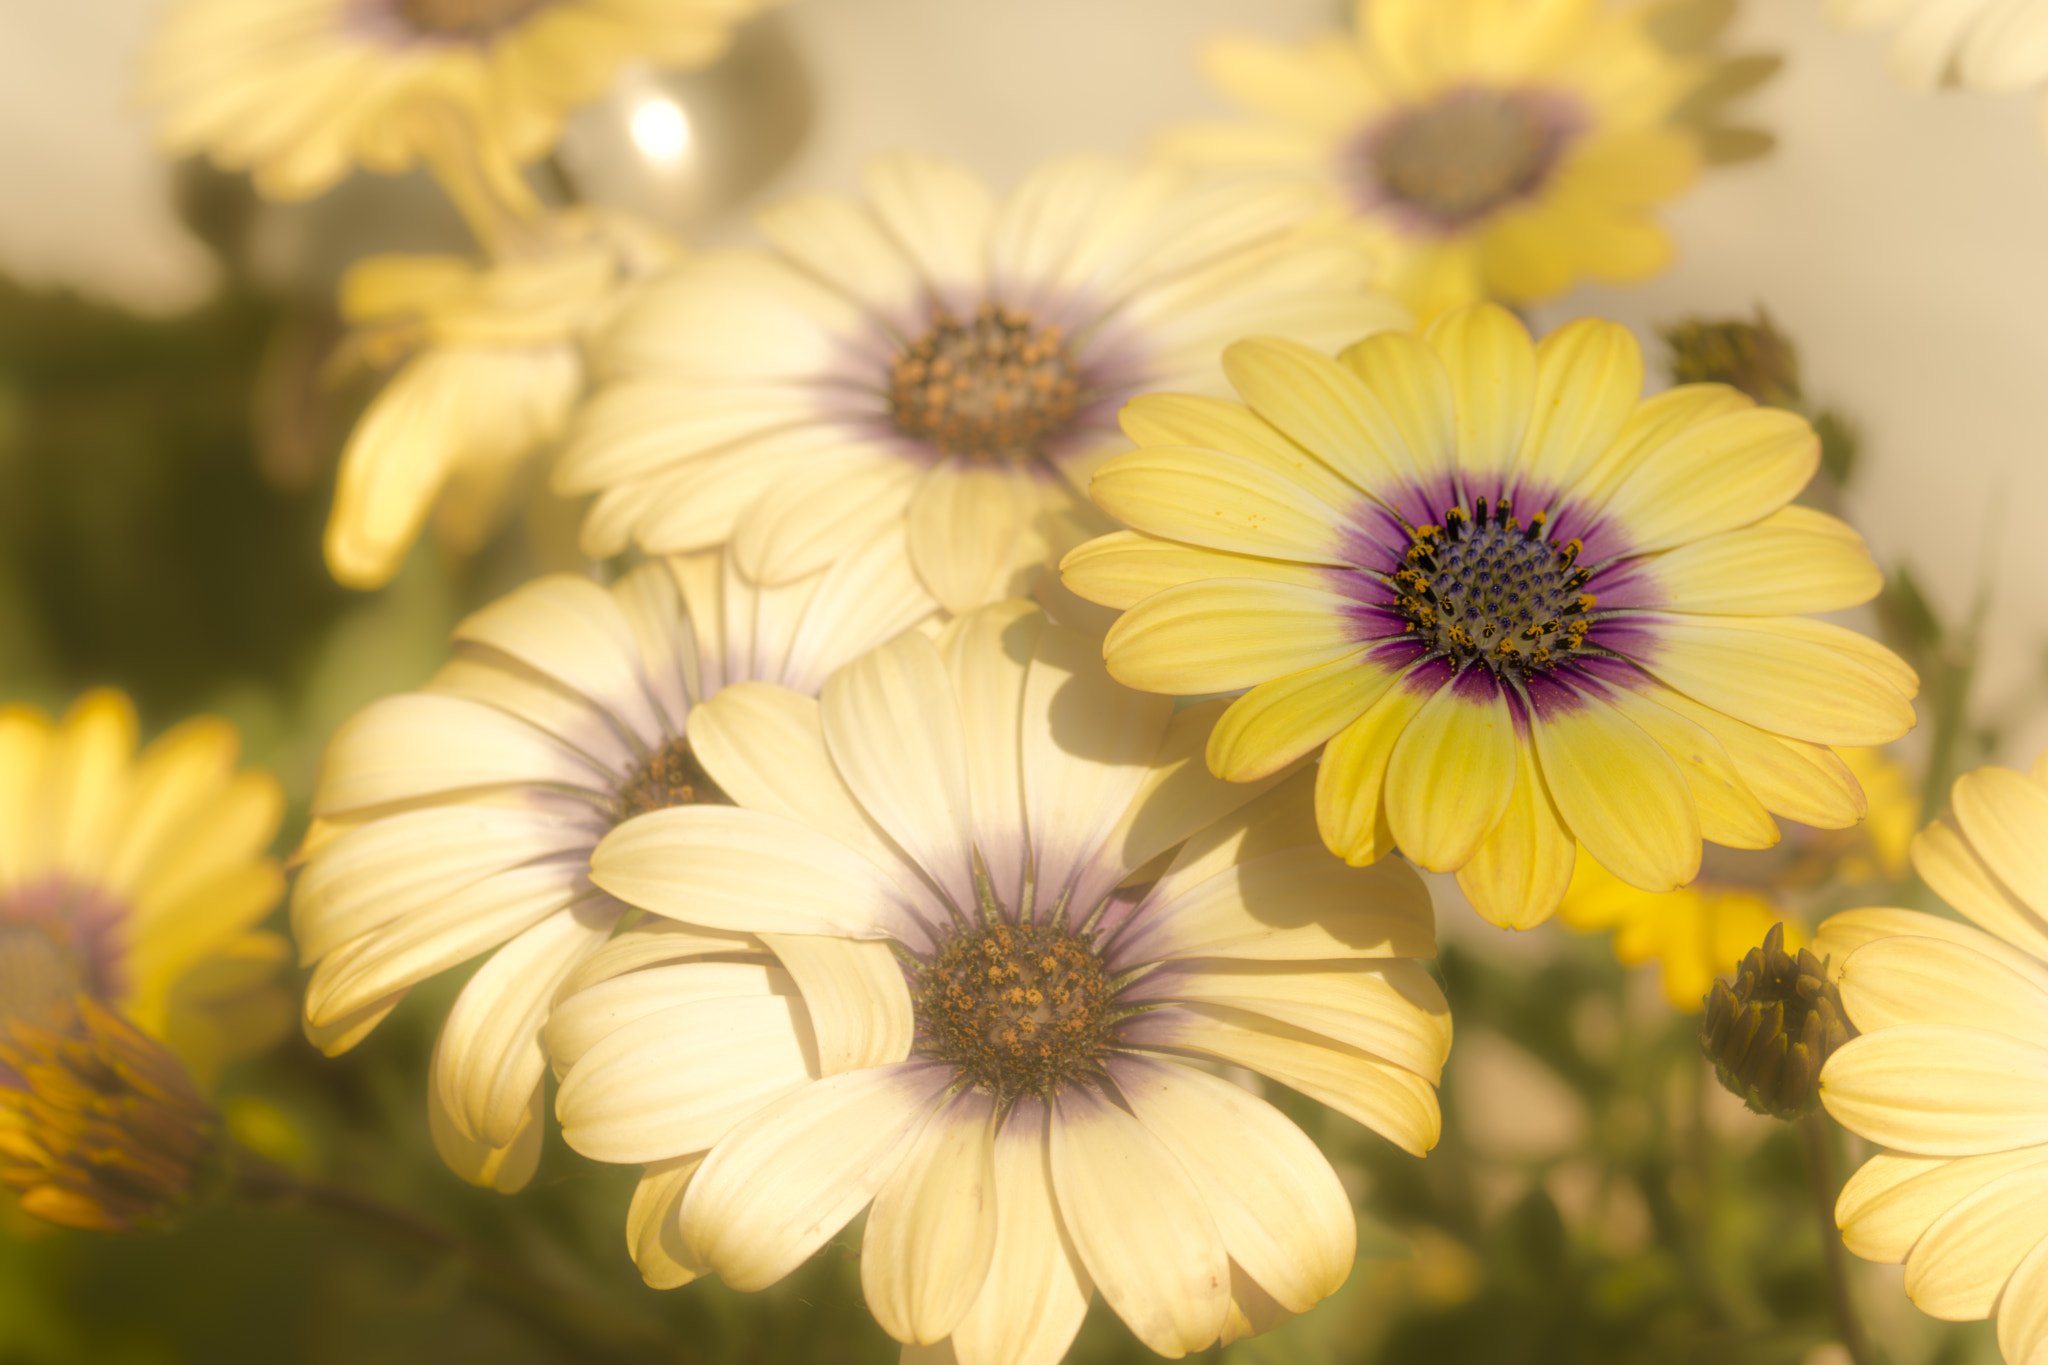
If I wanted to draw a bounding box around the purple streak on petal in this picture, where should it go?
[1570,654,1647,691]
[1342,603,1413,646]
[1583,616,1665,663]
[1448,667,1502,703]
[1520,670,1592,721]
[1337,500,1416,572]
[1585,556,1663,610]
[1368,637,1431,672]
[1400,655,1457,697]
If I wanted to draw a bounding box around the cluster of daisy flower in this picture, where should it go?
[7,0,2048,1362]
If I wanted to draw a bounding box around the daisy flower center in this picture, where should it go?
[611,738,733,824]
[398,0,553,38]
[1389,498,1596,678]
[1366,89,1572,227]
[911,921,1115,1101]
[0,920,89,1033]
[888,304,1080,462]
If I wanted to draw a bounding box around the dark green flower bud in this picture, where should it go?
[1662,311,1803,411]
[1699,922,1855,1119]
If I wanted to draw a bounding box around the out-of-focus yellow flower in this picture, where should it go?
[1064,303,1916,933]
[1558,746,1918,1007]
[1158,0,1723,318]
[325,210,676,590]
[0,691,287,1086]
[0,1000,220,1232]
[142,0,782,208]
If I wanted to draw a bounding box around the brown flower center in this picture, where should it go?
[0,903,91,1034]
[1388,497,1596,678]
[913,922,1115,1101]
[611,738,733,824]
[399,0,554,38]
[1368,89,1570,226]
[889,304,1080,461]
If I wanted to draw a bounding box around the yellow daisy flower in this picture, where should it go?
[326,210,676,590]
[1557,746,1919,1007]
[143,0,778,206]
[1815,750,2048,1365]
[0,691,287,1088]
[1157,0,1706,317]
[560,602,1448,1358]
[553,152,1406,615]
[1062,303,1919,931]
[294,545,935,1192]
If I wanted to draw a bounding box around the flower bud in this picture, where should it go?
[1700,922,1855,1119]
[0,999,221,1231]
[1662,311,1803,411]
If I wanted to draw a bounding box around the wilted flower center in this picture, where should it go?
[1389,498,1596,678]
[399,0,553,38]
[912,922,1114,1100]
[612,738,733,824]
[1367,89,1570,226]
[0,923,86,1032]
[889,304,1080,462]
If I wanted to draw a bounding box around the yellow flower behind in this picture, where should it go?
[327,210,676,589]
[1064,303,1918,932]
[1557,746,1917,1007]
[143,0,780,205]
[1816,750,2048,1365]
[0,691,288,1088]
[1158,0,1709,317]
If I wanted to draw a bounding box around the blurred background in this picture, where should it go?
[0,1,2037,1360]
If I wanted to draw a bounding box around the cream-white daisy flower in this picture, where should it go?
[326,209,675,590]
[556,602,1448,1361]
[1831,0,2048,138]
[293,542,936,1191]
[554,153,1407,615]
[1815,750,2048,1364]
[142,0,780,206]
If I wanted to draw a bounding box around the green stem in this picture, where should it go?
[1798,1113,1876,1365]
[233,1151,681,1364]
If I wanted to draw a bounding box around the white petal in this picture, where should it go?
[1824,1025,2048,1156]
[864,155,994,303]
[1023,621,1172,914]
[1906,1162,2048,1319]
[1113,1055,1353,1315]
[1122,959,1452,1084]
[938,602,1044,912]
[556,988,816,1164]
[453,574,667,746]
[1120,1005,1441,1157]
[626,1154,710,1289]
[1109,846,1435,970]
[950,1099,1093,1365]
[1837,1146,2048,1264]
[822,630,979,915]
[862,1091,1001,1344]
[763,933,914,1076]
[546,960,786,1077]
[591,805,930,945]
[436,902,619,1147]
[681,1063,954,1290]
[427,1038,543,1194]
[312,692,614,815]
[1048,1084,1229,1358]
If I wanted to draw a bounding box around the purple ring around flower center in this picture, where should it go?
[1343,86,1587,235]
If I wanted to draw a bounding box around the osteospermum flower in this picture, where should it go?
[325,210,676,589]
[1830,0,2048,138]
[1557,746,1917,1006]
[294,544,934,1191]
[556,603,1448,1360]
[1814,751,2048,1363]
[554,152,1406,614]
[0,691,288,1086]
[1157,0,1711,317]
[143,0,780,204]
[1062,304,1919,931]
